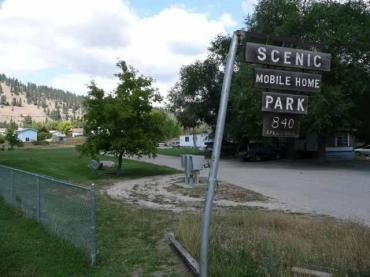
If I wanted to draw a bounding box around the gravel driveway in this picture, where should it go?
[133,155,370,226]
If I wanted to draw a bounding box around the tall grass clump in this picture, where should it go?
[174,209,370,276]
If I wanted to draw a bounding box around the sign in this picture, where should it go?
[255,68,321,93]
[245,42,331,71]
[262,113,300,138]
[262,92,308,114]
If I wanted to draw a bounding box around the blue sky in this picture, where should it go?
[0,0,257,99]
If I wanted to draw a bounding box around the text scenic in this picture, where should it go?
[246,42,331,71]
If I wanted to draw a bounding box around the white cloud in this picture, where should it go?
[0,0,236,98]
[49,73,119,94]
[242,0,258,16]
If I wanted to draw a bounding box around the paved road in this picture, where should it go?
[135,155,370,226]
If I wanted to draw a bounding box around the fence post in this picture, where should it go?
[90,184,97,265]
[10,169,14,205]
[37,175,40,222]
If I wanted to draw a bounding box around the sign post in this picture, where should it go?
[199,30,241,277]
[199,32,330,276]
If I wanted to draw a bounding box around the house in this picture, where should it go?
[325,131,355,161]
[71,128,84,137]
[179,133,212,149]
[48,130,66,142]
[294,131,355,160]
[16,128,37,142]
[0,128,6,136]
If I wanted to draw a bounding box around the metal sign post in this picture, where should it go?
[199,30,241,277]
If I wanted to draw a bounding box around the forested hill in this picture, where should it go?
[0,74,84,125]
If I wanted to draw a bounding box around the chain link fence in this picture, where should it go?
[0,165,96,265]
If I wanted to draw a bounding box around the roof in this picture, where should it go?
[16,128,37,133]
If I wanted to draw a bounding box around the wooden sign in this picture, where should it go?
[262,92,308,114]
[262,113,301,138]
[245,42,331,71]
[255,68,321,93]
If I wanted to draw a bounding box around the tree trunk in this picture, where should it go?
[192,129,198,150]
[317,132,327,162]
[117,151,124,174]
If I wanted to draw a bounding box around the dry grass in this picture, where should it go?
[166,177,267,202]
[174,209,370,276]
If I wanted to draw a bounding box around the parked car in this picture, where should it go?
[241,143,281,161]
[354,145,370,156]
[205,140,238,156]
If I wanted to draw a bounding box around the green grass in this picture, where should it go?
[1,147,370,276]
[0,197,190,276]
[0,147,178,185]
[0,147,189,276]
[157,147,207,157]
[0,198,91,277]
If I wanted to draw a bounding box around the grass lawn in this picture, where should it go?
[0,147,178,186]
[0,196,190,276]
[0,147,189,276]
[157,147,207,157]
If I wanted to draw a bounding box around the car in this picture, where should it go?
[354,145,370,156]
[241,143,281,161]
[205,140,238,156]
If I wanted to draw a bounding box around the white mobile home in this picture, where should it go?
[179,133,211,149]
[16,128,37,142]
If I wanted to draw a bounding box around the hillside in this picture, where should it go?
[0,74,84,126]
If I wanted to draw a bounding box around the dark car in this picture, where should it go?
[241,143,280,161]
[205,140,238,156]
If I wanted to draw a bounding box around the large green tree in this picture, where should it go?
[246,0,370,146]
[168,0,370,153]
[167,56,222,147]
[78,61,165,172]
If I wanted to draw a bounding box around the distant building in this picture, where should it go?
[325,131,355,161]
[179,133,211,149]
[16,128,37,142]
[0,128,6,136]
[49,130,66,142]
[71,128,84,137]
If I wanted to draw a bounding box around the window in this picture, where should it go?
[185,136,189,142]
[335,133,349,147]
[26,137,29,142]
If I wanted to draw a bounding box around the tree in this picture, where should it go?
[22,115,33,128]
[245,0,370,147]
[153,109,181,140]
[168,57,222,148]
[0,95,7,105]
[168,0,370,154]
[77,61,165,173]
[57,120,73,135]
[5,123,22,149]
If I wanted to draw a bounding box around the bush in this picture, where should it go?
[37,131,52,141]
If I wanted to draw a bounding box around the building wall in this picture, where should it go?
[179,134,210,148]
[17,130,37,142]
[325,132,355,160]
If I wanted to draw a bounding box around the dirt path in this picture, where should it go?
[106,174,285,212]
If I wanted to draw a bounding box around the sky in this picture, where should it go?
[0,0,257,100]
